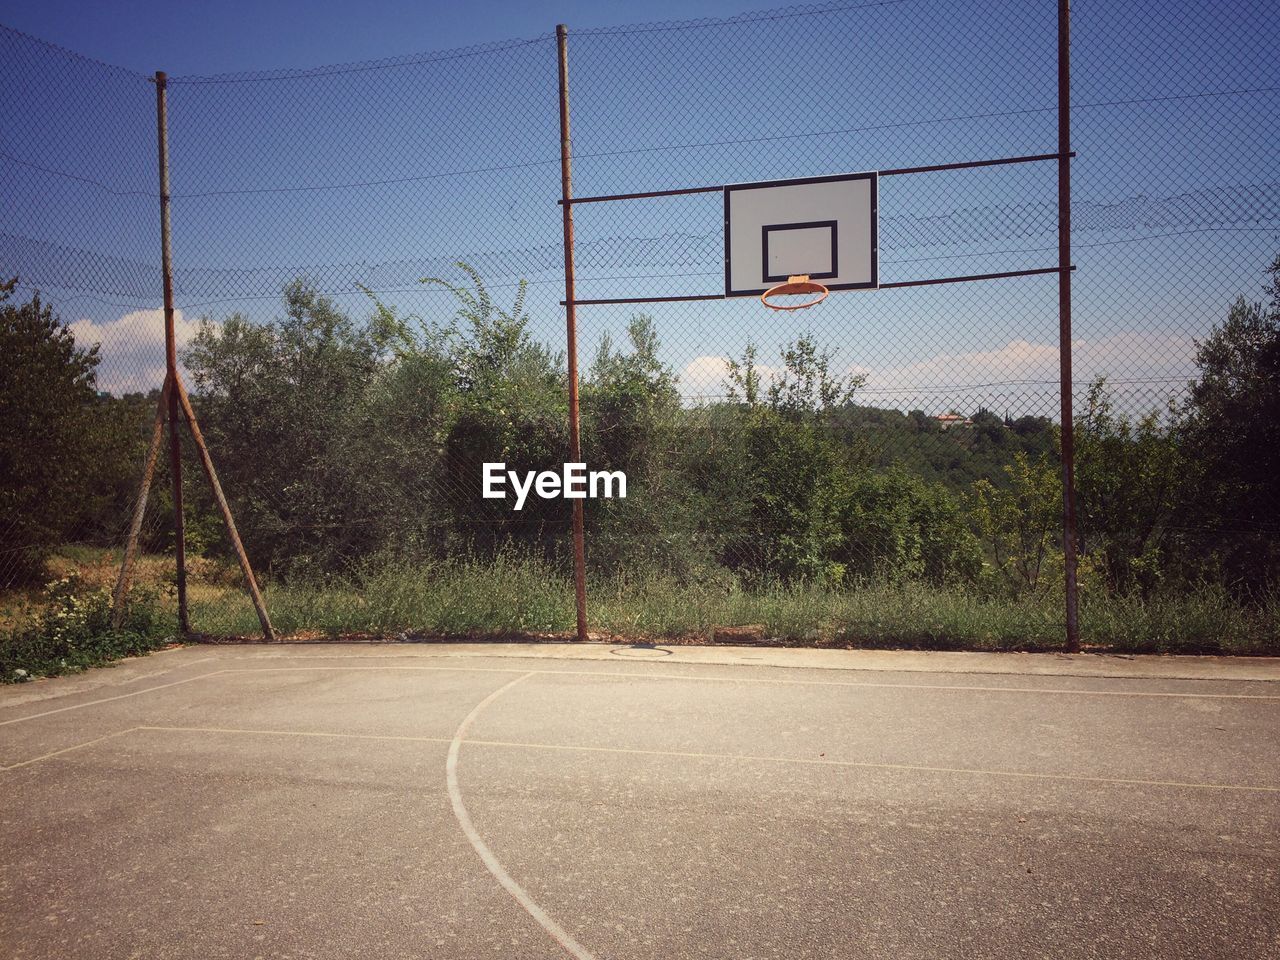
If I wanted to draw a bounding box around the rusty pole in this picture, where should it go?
[110,383,168,625]
[1058,0,1081,653]
[155,70,188,635]
[556,24,589,643]
[173,378,275,640]
[111,380,169,627]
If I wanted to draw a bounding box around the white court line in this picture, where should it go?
[2,658,1275,732]
[5,722,1278,796]
[0,664,530,729]
[465,737,1280,795]
[217,664,1280,700]
[137,724,452,746]
[223,648,1280,685]
[447,673,598,960]
[223,665,527,676]
[0,727,140,771]
[118,724,1280,795]
[0,725,452,775]
[0,670,229,727]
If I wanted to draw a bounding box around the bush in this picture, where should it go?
[968,451,1063,596]
[582,316,711,576]
[1,575,174,682]
[832,469,982,585]
[724,406,847,582]
[1075,377,1182,595]
[183,283,384,575]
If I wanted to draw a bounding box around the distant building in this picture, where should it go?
[935,413,973,430]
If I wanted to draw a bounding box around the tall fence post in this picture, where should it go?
[556,25,590,643]
[552,24,586,647]
[1058,0,1080,653]
[154,70,188,636]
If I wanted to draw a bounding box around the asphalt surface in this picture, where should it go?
[1,643,1277,959]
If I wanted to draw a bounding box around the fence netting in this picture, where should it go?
[2,0,1277,648]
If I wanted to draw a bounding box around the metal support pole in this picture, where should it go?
[173,378,275,640]
[556,24,589,643]
[1058,1,1081,653]
[111,378,169,627]
[155,70,188,635]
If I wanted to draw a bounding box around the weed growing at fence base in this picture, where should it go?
[192,557,1277,655]
[6,551,1271,667]
[1,575,175,682]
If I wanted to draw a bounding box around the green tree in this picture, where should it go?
[583,316,707,574]
[1076,377,1182,595]
[0,281,101,584]
[970,408,1008,449]
[721,336,866,582]
[356,285,459,559]
[586,316,678,473]
[969,451,1062,595]
[184,282,383,574]
[1177,256,1280,590]
[424,265,568,558]
[727,333,865,419]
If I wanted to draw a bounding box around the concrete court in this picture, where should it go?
[1,644,1277,959]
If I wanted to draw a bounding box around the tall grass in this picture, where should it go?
[193,553,576,638]
[191,556,1279,655]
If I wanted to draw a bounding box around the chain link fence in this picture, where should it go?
[2,0,1277,651]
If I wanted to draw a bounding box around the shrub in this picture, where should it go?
[833,469,982,585]
[1,575,173,682]
[969,451,1063,596]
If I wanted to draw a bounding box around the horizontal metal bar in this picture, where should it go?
[879,266,1074,289]
[560,293,726,305]
[561,266,1074,305]
[879,152,1074,177]
[560,184,722,206]
[560,153,1075,206]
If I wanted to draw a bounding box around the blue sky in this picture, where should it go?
[0,0,757,75]
[2,0,1277,416]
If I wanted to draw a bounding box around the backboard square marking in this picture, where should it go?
[762,220,838,282]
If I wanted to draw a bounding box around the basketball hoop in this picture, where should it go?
[760,274,829,311]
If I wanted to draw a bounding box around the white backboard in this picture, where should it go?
[724,172,878,297]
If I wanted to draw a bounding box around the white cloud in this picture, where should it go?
[680,333,1199,414]
[69,308,202,395]
[681,353,782,402]
[854,333,1197,406]
[682,355,731,392]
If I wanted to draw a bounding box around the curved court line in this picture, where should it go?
[446,672,599,960]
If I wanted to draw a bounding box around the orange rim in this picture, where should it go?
[760,274,829,311]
